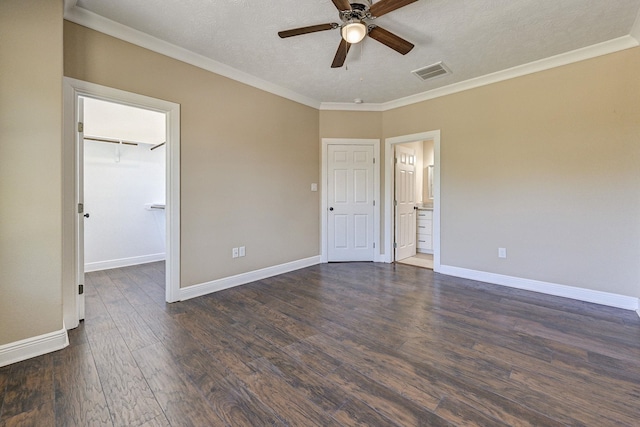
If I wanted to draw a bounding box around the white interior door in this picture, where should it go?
[327,144,375,262]
[76,97,85,320]
[394,145,416,261]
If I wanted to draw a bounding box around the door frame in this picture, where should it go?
[321,138,381,263]
[62,77,181,329]
[384,131,441,271]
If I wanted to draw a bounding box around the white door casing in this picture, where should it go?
[327,144,375,262]
[384,131,441,270]
[76,97,85,321]
[63,77,181,329]
[394,145,416,261]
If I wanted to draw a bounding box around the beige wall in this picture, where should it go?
[383,48,640,298]
[0,0,64,345]
[64,22,320,287]
[319,110,382,139]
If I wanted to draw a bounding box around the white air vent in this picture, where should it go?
[412,62,451,81]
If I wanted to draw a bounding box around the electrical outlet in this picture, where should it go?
[498,247,507,259]
[239,246,245,257]
[232,247,239,258]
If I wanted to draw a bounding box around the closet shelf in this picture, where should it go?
[84,135,164,148]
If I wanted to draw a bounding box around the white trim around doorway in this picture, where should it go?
[384,131,441,271]
[321,138,382,263]
[62,77,181,329]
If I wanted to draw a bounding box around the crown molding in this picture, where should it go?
[65,1,639,113]
[63,0,77,15]
[320,102,385,112]
[63,2,321,109]
[321,35,639,112]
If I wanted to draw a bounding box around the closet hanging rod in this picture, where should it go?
[84,135,140,146]
[150,142,166,151]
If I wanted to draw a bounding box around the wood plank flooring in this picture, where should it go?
[1,261,639,426]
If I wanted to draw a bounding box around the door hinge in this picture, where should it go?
[394,200,398,206]
[395,157,398,164]
[79,284,84,295]
[373,200,375,206]
[373,242,376,248]
[373,157,376,164]
[77,122,84,133]
[393,242,397,248]
[77,203,84,214]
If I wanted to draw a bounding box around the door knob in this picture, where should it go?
[84,213,90,218]
[329,207,334,211]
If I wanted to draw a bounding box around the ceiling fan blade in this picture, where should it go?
[278,23,337,38]
[331,39,351,68]
[368,26,414,55]
[331,0,352,11]
[370,0,418,17]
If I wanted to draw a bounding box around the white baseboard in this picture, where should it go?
[180,256,321,301]
[85,253,166,272]
[439,265,640,311]
[0,326,69,367]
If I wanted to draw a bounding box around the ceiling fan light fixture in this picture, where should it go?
[341,21,367,44]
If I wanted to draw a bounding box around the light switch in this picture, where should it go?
[311,183,318,192]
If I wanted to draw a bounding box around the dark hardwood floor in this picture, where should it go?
[1,261,639,426]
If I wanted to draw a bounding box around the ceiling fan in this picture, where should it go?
[278,0,417,68]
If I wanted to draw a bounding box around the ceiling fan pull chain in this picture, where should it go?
[345,41,349,71]
[346,38,363,71]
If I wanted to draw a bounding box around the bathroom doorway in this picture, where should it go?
[384,131,440,271]
[393,140,434,269]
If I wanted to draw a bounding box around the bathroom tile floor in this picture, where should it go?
[396,253,433,269]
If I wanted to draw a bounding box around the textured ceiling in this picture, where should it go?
[69,0,640,105]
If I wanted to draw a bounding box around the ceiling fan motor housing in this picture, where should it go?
[340,1,373,23]
[350,0,373,8]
